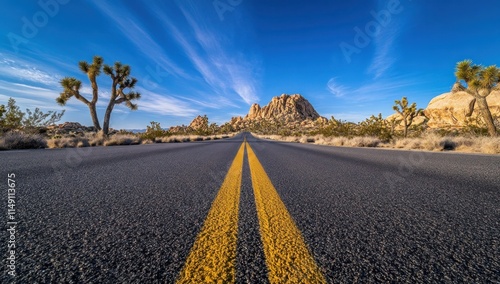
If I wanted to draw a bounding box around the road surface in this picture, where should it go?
[1,133,499,283]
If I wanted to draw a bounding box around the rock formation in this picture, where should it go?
[387,84,500,130]
[245,94,321,121]
[386,112,427,131]
[230,94,327,130]
[46,122,101,136]
[188,115,208,130]
[424,89,500,129]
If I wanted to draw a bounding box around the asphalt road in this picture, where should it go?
[1,133,499,283]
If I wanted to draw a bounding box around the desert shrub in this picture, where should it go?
[47,135,95,148]
[141,121,168,141]
[47,137,85,148]
[461,116,491,136]
[0,131,47,150]
[358,114,392,141]
[314,116,358,137]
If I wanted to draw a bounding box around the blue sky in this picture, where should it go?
[1,0,499,129]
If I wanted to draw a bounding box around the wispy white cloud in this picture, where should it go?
[0,80,60,103]
[327,78,348,97]
[0,93,75,111]
[176,93,239,109]
[91,2,189,79]
[0,56,61,87]
[149,1,260,105]
[367,30,398,79]
[366,2,404,79]
[136,88,199,117]
[326,76,415,102]
[0,55,113,113]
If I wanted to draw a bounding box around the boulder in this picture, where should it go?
[424,90,500,129]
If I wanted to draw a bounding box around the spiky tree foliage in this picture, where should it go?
[2,98,24,129]
[102,62,141,135]
[220,122,234,134]
[57,56,103,131]
[209,122,219,135]
[454,60,499,136]
[393,97,421,138]
[359,113,392,140]
[315,116,354,137]
[0,104,5,122]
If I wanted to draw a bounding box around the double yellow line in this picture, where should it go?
[176,141,326,283]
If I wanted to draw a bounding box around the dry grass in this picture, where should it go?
[158,134,235,143]
[252,132,500,154]
[389,133,500,153]
[103,134,141,146]
[0,131,47,150]
[47,132,139,148]
[1,131,235,150]
[47,137,88,148]
[254,134,381,148]
[87,132,105,146]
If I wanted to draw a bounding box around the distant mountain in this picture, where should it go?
[126,129,147,133]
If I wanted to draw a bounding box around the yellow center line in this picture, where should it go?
[246,142,327,284]
[176,142,245,283]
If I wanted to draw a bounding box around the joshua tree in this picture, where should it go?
[393,97,421,138]
[57,56,103,130]
[454,60,499,136]
[102,62,141,136]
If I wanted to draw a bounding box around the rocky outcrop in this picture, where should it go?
[424,90,500,129]
[386,84,500,130]
[188,115,208,130]
[229,94,327,131]
[245,94,321,121]
[46,122,98,136]
[386,112,427,126]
